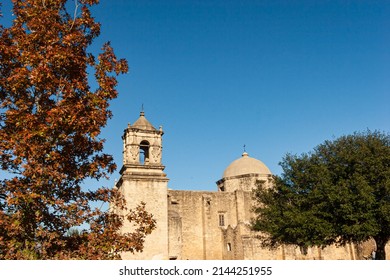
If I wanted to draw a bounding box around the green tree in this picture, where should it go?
[0,0,155,259]
[252,130,390,260]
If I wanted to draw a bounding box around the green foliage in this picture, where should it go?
[252,130,390,259]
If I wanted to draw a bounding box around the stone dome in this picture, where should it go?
[222,152,271,178]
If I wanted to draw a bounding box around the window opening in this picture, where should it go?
[139,140,150,164]
[227,243,232,251]
[219,213,225,227]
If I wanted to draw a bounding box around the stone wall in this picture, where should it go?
[217,174,272,192]
[119,178,168,260]
[168,190,254,260]
[166,188,390,260]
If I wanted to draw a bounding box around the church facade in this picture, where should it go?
[115,112,383,260]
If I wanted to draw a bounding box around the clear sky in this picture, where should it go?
[1,1,389,192]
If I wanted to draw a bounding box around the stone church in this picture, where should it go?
[114,111,384,260]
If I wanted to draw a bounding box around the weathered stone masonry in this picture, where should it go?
[115,112,389,260]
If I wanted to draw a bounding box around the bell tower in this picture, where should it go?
[116,111,169,260]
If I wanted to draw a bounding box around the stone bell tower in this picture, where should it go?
[116,111,169,260]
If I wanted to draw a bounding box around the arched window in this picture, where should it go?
[139,140,150,164]
[227,243,232,252]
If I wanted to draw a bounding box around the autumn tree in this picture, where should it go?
[0,0,155,259]
[252,130,390,260]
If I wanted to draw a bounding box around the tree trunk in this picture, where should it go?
[373,237,388,260]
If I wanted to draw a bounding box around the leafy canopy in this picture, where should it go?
[0,0,155,259]
[252,130,390,259]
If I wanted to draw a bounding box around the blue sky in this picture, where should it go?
[2,1,390,191]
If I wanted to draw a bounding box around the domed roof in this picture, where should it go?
[131,111,157,131]
[222,152,271,178]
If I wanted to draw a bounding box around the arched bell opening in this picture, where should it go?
[139,140,150,165]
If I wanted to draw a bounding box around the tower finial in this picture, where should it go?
[140,104,145,116]
[242,144,248,157]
